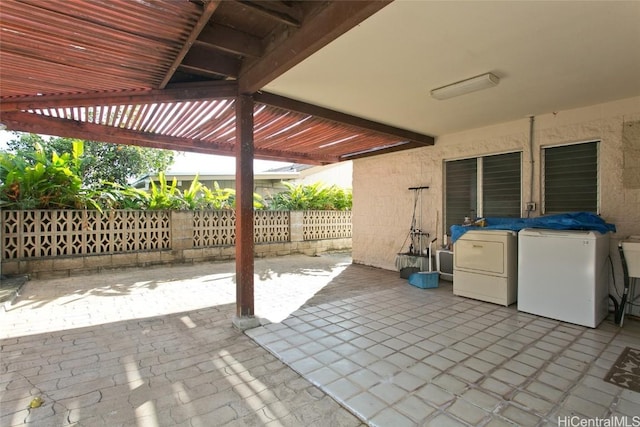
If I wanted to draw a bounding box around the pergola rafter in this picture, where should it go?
[0,0,435,326]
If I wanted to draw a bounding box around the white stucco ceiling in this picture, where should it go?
[265,1,640,137]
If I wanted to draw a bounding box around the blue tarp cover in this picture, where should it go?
[450,212,616,244]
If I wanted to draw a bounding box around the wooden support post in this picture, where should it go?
[232,94,260,330]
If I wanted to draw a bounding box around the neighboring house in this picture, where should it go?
[132,170,298,201]
[132,161,352,202]
[268,161,352,189]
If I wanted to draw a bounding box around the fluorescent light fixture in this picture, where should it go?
[430,72,500,100]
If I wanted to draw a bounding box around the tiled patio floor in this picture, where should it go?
[246,260,640,426]
[1,252,639,426]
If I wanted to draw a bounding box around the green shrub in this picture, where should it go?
[0,140,334,212]
[267,182,352,211]
[0,141,99,210]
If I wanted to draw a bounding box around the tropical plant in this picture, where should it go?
[0,140,100,210]
[1,134,341,212]
[181,174,204,210]
[200,181,235,210]
[267,182,352,211]
[330,186,353,210]
[147,171,188,210]
[200,181,264,210]
[251,192,265,210]
[4,132,174,187]
[91,182,150,210]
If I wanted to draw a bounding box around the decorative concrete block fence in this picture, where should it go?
[1,210,352,278]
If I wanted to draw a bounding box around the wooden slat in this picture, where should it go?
[0,82,238,112]
[0,0,198,96]
[255,92,435,146]
[0,111,235,155]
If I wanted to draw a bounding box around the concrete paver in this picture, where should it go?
[1,253,365,426]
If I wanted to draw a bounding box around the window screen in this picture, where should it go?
[445,158,477,231]
[483,152,521,218]
[544,141,598,214]
[445,152,522,233]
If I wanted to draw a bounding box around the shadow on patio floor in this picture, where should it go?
[0,252,365,426]
[2,252,639,426]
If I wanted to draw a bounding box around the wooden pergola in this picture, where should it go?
[0,0,434,327]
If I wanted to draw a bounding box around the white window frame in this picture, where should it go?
[444,151,522,230]
[541,140,600,215]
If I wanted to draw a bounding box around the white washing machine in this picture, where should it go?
[453,230,518,306]
[518,228,610,328]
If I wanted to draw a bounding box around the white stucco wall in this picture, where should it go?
[353,97,640,274]
[295,161,353,189]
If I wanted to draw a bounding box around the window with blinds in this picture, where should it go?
[483,152,522,218]
[445,158,477,231]
[445,152,521,231]
[543,141,599,214]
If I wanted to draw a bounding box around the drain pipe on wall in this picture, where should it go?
[525,116,536,218]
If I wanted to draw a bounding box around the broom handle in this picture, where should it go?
[433,210,439,271]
